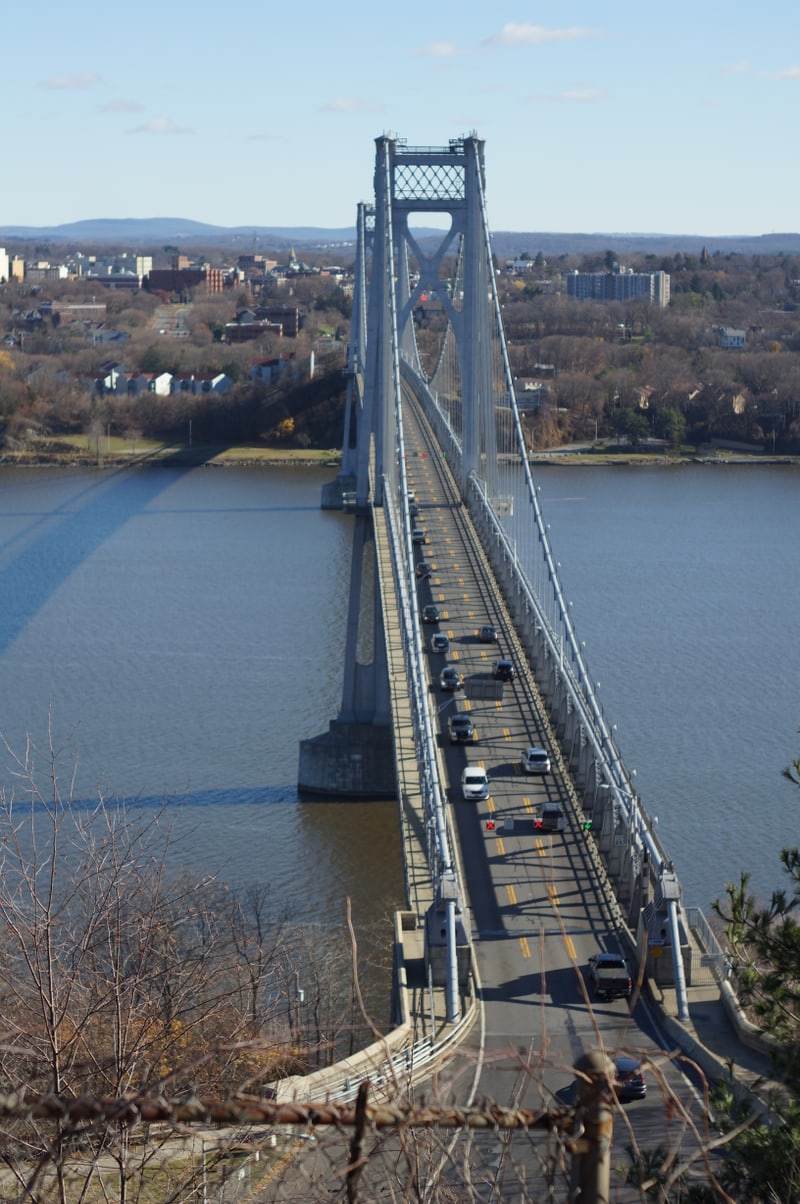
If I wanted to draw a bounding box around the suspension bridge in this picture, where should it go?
[298,133,704,1037]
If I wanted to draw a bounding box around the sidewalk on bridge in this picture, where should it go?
[646,975,784,1106]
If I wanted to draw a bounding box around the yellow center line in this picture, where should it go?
[523,796,533,813]
[503,728,511,740]
[548,884,560,906]
[564,935,577,961]
[495,837,505,856]
[519,936,531,959]
[535,838,545,856]
[487,797,495,812]
[506,884,517,906]
[495,699,502,710]
[464,699,472,712]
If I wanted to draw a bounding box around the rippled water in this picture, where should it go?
[0,460,797,913]
[0,463,405,932]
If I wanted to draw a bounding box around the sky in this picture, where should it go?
[3,0,799,237]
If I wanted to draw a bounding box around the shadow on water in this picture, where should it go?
[0,462,195,658]
[0,452,328,659]
[58,784,301,813]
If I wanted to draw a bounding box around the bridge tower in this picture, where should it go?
[299,134,497,798]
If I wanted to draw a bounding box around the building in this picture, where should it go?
[0,247,9,283]
[146,268,224,295]
[255,305,302,338]
[566,267,670,307]
[714,326,746,348]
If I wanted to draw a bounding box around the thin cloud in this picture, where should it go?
[415,41,460,58]
[99,99,145,113]
[41,72,102,90]
[528,88,607,103]
[763,65,800,80]
[320,97,385,113]
[126,117,194,135]
[484,24,601,47]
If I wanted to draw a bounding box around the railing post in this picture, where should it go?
[570,1052,614,1204]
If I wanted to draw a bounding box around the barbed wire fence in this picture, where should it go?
[0,1036,742,1203]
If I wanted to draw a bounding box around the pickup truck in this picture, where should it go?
[587,952,633,1000]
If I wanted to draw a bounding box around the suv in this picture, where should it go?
[431,632,450,653]
[411,527,426,545]
[523,747,550,774]
[477,624,498,643]
[492,658,514,682]
[535,803,566,832]
[448,714,476,744]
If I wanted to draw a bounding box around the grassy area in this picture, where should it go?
[6,434,342,467]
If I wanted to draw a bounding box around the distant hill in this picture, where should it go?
[1,217,799,257]
[0,217,360,250]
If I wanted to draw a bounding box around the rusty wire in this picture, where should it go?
[0,1087,575,1135]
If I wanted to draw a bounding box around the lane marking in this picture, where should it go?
[519,936,531,959]
[564,935,577,960]
[495,837,505,856]
[506,884,517,906]
[503,727,511,740]
[523,796,533,813]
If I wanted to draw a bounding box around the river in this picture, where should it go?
[0,460,796,915]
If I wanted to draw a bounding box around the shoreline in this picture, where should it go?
[0,444,797,470]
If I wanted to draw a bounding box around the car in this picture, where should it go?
[411,527,426,545]
[461,766,490,800]
[448,714,476,744]
[613,1057,647,1100]
[409,502,419,517]
[415,562,433,580]
[477,624,498,643]
[523,746,550,774]
[431,632,450,653]
[587,952,633,1000]
[535,803,565,832]
[492,658,514,682]
[422,604,441,623]
[439,666,463,692]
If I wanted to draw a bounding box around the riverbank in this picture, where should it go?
[529,450,799,467]
[0,437,342,469]
[1,436,796,469]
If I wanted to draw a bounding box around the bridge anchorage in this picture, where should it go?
[299,133,697,1022]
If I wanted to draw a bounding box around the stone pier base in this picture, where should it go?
[298,720,396,799]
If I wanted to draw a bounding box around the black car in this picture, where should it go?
[440,666,463,692]
[415,562,433,580]
[613,1057,647,1100]
[492,658,514,682]
[448,714,476,744]
[422,604,441,623]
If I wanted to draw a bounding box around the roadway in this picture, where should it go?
[400,397,712,1192]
